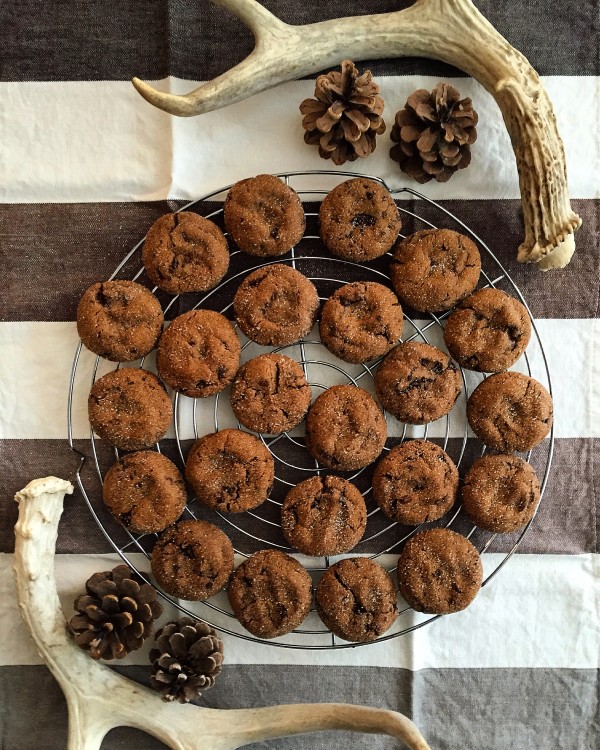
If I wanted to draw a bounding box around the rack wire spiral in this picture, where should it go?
[67,170,554,649]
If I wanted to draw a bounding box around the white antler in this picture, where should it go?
[132,0,581,270]
[13,477,431,750]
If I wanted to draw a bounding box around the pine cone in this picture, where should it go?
[300,60,385,166]
[390,83,478,183]
[149,617,224,703]
[68,564,163,660]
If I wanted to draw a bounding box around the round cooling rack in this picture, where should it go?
[67,169,554,649]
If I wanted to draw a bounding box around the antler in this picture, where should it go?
[13,477,431,750]
[132,0,581,270]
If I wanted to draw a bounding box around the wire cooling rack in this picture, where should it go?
[67,169,554,649]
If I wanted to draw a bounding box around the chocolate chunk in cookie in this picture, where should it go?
[444,288,531,372]
[375,342,462,424]
[397,528,483,614]
[228,550,313,638]
[234,264,319,346]
[185,429,274,513]
[230,353,311,434]
[77,280,163,362]
[391,228,481,312]
[467,371,553,452]
[88,368,172,451]
[157,309,240,398]
[223,174,305,257]
[319,178,401,262]
[281,475,367,556]
[319,281,403,363]
[315,558,397,642]
[305,385,387,471]
[372,440,458,525]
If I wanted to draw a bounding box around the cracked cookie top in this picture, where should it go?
[444,288,531,372]
[157,309,240,398]
[142,211,230,294]
[230,353,311,434]
[390,228,481,313]
[315,557,397,642]
[185,428,274,513]
[319,281,404,363]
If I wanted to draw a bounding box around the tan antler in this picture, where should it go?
[13,477,431,750]
[132,0,581,270]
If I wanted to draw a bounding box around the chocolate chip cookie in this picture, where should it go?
[397,528,483,614]
[390,228,481,312]
[103,450,186,534]
[142,212,230,294]
[319,178,402,262]
[305,385,387,471]
[223,174,305,257]
[77,280,163,362]
[88,368,172,451]
[185,429,274,513]
[151,519,234,601]
[444,288,531,372]
[315,558,397,642]
[230,353,311,434]
[281,476,367,556]
[156,309,240,398]
[462,454,541,533]
[227,550,313,638]
[467,371,553,452]
[233,264,319,346]
[375,342,462,424]
[372,440,459,525]
[319,281,404,363]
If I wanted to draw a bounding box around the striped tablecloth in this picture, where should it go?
[1,2,598,748]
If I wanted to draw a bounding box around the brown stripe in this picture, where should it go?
[0,199,597,322]
[1,438,595,555]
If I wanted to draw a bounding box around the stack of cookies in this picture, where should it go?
[76,174,553,643]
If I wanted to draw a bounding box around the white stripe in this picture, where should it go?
[1,76,598,202]
[1,319,597,439]
[1,552,597,668]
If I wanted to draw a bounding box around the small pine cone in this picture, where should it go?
[390,83,478,183]
[300,60,386,166]
[68,564,163,660]
[149,617,224,704]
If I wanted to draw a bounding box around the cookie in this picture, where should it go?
[223,174,305,257]
[142,212,230,294]
[390,228,481,312]
[227,550,312,638]
[88,368,172,451]
[156,309,240,398]
[467,371,553,452]
[444,288,531,372]
[462,454,541,533]
[102,451,186,534]
[375,342,462,424]
[372,440,459,525]
[281,476,367,556]
[185,429,274,513]
[319,178,402,262]
[151,519,234,601]
[77,280,163,362]
[305,385,387,471]
[397,528,483,614]
[230,353,311,434]
[319,281,404,364]
[233,264,319,346]
[315,558,397,642]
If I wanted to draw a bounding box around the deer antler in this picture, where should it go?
[13,477,431,750]
[132,0,581,270]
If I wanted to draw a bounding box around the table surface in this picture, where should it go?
[1,2,598,749]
